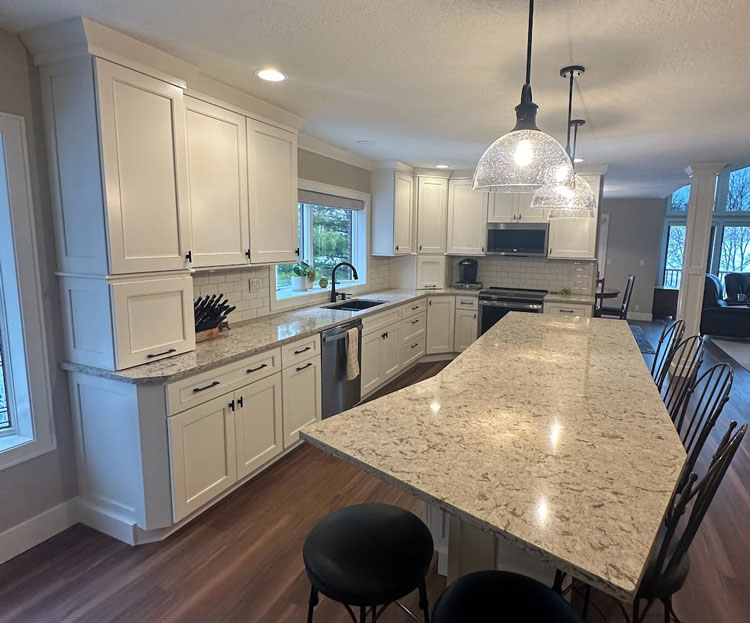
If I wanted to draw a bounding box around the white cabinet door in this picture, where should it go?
[247,119,299,264]
[515,192,547,223]
[548,217,597,259]
[417,177,447,253]
[488,193,516,223]
[110,274,196,369]
[184,96,249,267]
[417,255,448,290]
[426,296,456,354]
[282,356,322,447]
[447,179,488,255]
[454,309,478,353]
[168,394,237,521]
[361,331,383,396]
[394,171,415,254]
[234,373,283,479]
[95,59,190,274]
[380,323,403,381]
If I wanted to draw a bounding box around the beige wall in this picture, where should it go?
[599,197,667,317]
[298,149,370,194]
[0,30,78,533]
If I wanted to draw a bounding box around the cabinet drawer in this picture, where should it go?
[110,274,195,369]
[455,296,479,311]
[167,347,281,415]
[363,307,402,336]
[401,312,426,344]
[402,333,426,368]
[281,335,321,369]
[543,303,592,317]
[402,298,426,319]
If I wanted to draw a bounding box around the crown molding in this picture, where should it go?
[297,134,373,171]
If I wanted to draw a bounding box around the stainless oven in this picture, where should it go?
[486,222,548,257]
[479,287,546,335]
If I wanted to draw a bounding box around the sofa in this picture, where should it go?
[724,272,750,303]
[700,274,750,338]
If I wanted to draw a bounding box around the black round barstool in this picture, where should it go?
[432,570,583,623]
[303,503,434,622]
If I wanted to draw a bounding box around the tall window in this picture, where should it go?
[659,165,750,288]
[0,113,54,467]
[273,184,368,307]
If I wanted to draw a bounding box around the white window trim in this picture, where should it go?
[270,179,371,312]
[0,113,55,468]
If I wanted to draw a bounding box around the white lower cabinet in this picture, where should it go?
[282,355,322,447]
[361,320,404,396]
[426,296,456,355]
[454,309,479,353]
[402,333,426,368]
[235,373,283,479]
[169,394,237,522]
[381,324,403,381]
[543,302,593,317]
[361,330,385,396]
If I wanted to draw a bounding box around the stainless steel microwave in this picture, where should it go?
[486,222,548,257]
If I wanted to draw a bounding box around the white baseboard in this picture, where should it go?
[628,312,653,321]
[0,498,78,565]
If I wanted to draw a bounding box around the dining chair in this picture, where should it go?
[660,335,704,422]
[303,503,433,623]
[595,274,635,319]
[632,422,746,623]
[431,570,582,623]
[651,319,686,390]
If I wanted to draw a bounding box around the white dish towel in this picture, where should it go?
[346,327,360,381]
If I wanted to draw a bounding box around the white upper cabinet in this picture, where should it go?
[447,179,488,255]
[489,192,546,223]
[95,59,191,274]
[548,174,601,259]
[184,96,250,267]
[416,176,448,253]
[372,167,415,255]
[247,119,299,264]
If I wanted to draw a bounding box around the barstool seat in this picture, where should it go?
[432,570,583,623]
[303,503,434,621]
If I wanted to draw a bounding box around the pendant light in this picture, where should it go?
[531,66,596,218]
[473,0,574,193]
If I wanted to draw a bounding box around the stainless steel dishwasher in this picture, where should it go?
[321,319,362,418]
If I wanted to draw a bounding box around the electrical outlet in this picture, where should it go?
[635,304,640,311]
[249,278,262,293]
[639,259,645,267]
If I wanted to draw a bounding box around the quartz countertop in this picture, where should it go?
[543,292,596,305]
[301,313,685,600]
[61,288,465,384]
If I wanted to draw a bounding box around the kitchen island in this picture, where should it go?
[301,313,686,601]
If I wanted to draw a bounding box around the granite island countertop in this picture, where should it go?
[301,313,685,601]
[61,288,475,384]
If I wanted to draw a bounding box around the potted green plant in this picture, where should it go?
[291,261,316,291]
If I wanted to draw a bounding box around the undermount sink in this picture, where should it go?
[325,299,386,311]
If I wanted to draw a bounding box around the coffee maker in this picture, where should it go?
[454,258,481,290]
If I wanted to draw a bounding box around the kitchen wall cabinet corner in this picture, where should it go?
[371,166,415,255]
[416,176,448,253]
[247,119,300,264]
[446,179,488,255]
[547,174,601,260]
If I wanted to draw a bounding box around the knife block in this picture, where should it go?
[195,327,220,343]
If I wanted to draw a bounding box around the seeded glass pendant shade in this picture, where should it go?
[473,0,574,193]
[533,173,596,218]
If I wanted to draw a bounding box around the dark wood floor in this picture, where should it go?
[1,333,748,622]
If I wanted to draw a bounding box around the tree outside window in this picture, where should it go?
[719,226,750,278]
[727,167,750,211]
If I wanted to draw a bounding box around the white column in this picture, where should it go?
[677,162,725,336]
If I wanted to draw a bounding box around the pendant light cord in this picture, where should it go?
[572,122,580,162]
[565,71,574,155]
[525,0,535,85]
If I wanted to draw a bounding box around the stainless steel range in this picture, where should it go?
[479,287,547,335]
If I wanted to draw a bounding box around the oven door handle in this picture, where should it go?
[479,300,543,311]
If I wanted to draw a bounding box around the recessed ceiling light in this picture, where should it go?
[435,164,450,169]
[255,68,286,82]
[356,140,377,145]
[574,158,584,163]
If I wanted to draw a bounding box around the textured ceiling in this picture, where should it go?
[1,0,749,197]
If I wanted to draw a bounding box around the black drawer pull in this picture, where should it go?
[411,319,419,324]
[247,363,268,374]
[411,305,420,310]
[294,345,312,355]
[412,342,419,348]
[296,362,313,372]
[237,396,244,408]
[459,301,473,306]
[192,380,220,393]
[559,309,575,314]
[147,348,176,359]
